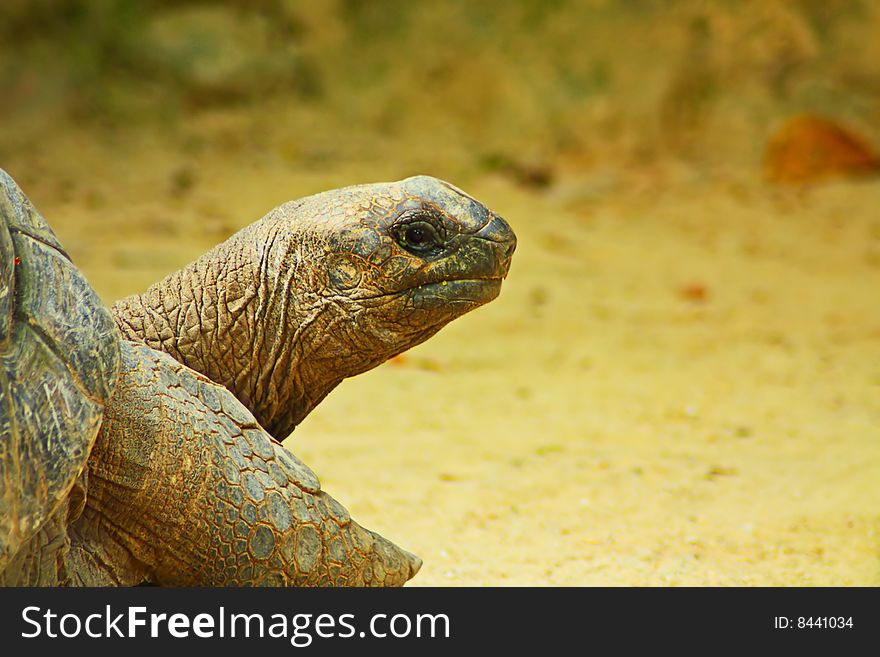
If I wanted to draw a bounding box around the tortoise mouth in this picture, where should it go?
[408,277,503,307]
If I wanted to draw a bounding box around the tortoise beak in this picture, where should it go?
[476,212,517,279]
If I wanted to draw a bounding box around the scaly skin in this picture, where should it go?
[1,172,514,587]
[3,342,420,586]
[112,176,516,439]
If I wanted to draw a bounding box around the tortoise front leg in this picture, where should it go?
[65,342,420,587]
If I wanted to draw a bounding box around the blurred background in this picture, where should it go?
[2,0,879,585]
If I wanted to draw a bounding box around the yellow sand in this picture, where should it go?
[6,133,880,586]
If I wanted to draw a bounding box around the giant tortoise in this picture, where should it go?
[0,170,515,586]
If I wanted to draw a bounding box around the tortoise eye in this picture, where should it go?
[395,220,443,254]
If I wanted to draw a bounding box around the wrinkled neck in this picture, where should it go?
[110,226,334,439]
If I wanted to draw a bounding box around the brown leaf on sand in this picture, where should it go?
[764,115,880,185]
[679,282,709,303]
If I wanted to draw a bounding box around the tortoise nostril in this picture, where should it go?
[476,214,516,245]
[473,213,516,276]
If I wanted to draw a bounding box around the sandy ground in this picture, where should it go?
[5,133,880,586]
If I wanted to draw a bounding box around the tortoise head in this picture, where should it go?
[276,174,516,357]
[249,175,516,432]
[114,175,516,439]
